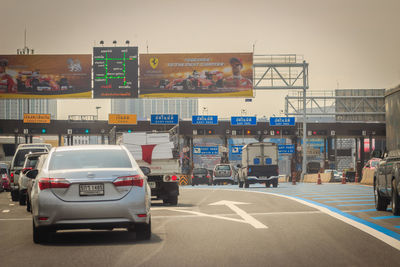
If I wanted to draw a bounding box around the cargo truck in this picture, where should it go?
[118,129,180,205]
[374,85,400,215]
[237,142,279,188]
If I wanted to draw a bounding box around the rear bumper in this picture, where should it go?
[213,177,235,183]
[33,190,150,228]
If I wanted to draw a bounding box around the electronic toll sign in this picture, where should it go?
[93,47,138,98]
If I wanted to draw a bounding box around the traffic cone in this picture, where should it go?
[341,172,346,184]
[317,173,322,185]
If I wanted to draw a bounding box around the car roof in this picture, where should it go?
[53,145,124,152]
[24,151,48,159]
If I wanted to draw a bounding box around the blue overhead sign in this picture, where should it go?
[150,114,178,125]
[278,144,295,154]
[231,145,243,155]
[192,115,218,125]
[193,146,219,155]
[270,117,295,126]
[231,116,257,126]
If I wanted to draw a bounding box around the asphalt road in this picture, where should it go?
[1,185,400,267]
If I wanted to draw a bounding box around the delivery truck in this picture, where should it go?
[237,142,279,188]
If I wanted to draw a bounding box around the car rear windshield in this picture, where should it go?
[25,157,40,168]
[14,149,47,168]
[216,165,230,170]
[48,149,132,170]
[193,168,208,174]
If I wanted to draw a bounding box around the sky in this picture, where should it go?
[2,0,400,119]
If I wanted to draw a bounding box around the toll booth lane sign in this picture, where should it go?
[231,116,257,126]
[193,146,219,155]
[269,117,295,126]
[151,114,179,125]
[108,114,137,125]
[23,114,51,124]
[93,46,138,98]
[278,144,295,154]
[192,115,218,125]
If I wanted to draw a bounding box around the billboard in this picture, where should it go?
[139,53,253,98]
[93,47,138,98]
[0,55,91,98]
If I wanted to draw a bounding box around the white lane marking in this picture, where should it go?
[0,218,31,221]
[187,188,400,251]
[209,200,268,229]
[165,208,247,224]
[152,210,322,219]
[9,204,15,206]
[2,210,10,213]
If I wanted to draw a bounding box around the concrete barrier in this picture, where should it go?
[360,168,374,185]
[278,175,289,183]
[303,173,332,183]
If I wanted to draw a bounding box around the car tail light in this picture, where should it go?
[10,173,14,183]
[38,217,49,221]
[137,214,147,218]
[171,175,178,181]
[206,174,211,179]
[191,175,194,179]
[38,178,70,190]
[113,175,143,187]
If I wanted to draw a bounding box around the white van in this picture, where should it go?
[9,144,51,201]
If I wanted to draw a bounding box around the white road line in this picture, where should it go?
[9,204,15,206]
[2,210,10,213]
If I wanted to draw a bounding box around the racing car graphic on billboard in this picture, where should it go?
[140,53,253,98]
[16,71,73,92]
[0,55,91,99]
[160,70,224,91]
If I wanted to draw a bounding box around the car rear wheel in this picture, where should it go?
[135,219,151,240]
[273,180,278,188]
[239,181,243,188]
[19,192,26,206]
[374,182,388,211]
[244,182,249,188]
[265,181,270,188]
[11,190,19,201]
[392,180,400,216]
[32,219,49,244]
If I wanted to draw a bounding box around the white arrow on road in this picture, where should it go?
[209,200,268,229]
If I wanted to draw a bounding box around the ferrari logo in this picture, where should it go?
[150,57,159,69]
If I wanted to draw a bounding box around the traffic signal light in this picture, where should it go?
[245,129,252,135]
[205,129,214,135]
[41,128,47,134]
[73,128,91,134]
[309,130,327,136]
[127,129,132,133]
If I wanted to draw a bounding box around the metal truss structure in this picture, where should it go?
[253,54,309,179]
[284,90,385,122]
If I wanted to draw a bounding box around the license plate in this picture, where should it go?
[79,184,104,196]
[148,181,156,189]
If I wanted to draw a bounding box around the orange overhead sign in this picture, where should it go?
[23,114,51,124]
[108,114,137,125]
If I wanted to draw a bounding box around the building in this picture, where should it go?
[111,98,198,120]
[0,99,57,120]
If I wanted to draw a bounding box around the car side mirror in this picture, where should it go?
[140,166,151,176]
[26,169,38,179]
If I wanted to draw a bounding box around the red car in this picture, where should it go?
[1,163,11,192]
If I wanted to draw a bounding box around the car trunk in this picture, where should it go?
[48,169,136,202]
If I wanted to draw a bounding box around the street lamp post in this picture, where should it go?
[96,106,101,120]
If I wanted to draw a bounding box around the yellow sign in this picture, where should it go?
[108,114,137,125]
[150,57,159,69]
[23,114,51,124]
[179,175,189,186]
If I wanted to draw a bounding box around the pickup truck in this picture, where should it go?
[374,85,400,215]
